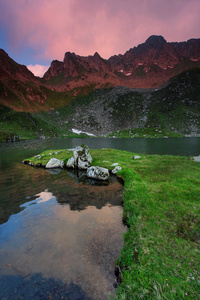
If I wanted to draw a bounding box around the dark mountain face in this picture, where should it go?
[0,49,35,81]
[0,49,53,111]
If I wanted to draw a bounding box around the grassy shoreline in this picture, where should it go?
[24,148,200,299]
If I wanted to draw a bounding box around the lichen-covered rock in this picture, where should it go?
[66,156,75,168]
[87,166,109,181]
[77,156,91,170]
[46,158,64,169]
[111,166,122,174]
[67,145,92,170]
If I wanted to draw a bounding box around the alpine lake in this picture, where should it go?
[0,137,200,300]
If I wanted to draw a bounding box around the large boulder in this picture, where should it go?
[67,145,92,170]
[87,166,109,181]
[46,158,64,169]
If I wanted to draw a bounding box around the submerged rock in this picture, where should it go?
[46,158,64,169]
[87,166,109,181]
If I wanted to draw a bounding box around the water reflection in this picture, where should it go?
[0,171,125,299]
[0,274,92,300]
[0,164,123,224]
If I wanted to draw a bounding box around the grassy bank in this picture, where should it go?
[24,148,200,299]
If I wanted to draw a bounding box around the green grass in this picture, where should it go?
[24,148,200,299]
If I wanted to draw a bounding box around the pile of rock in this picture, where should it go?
[25,145,122,181]
[66,146,92,170]
[66,146,110,181]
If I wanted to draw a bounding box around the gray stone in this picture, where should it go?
[111,163,119,167]
[134,155,141,159]
[87,166,109,181]
[77,156,90,170]
[193,155,200,162]
[111,166,122,174]
[67,145,92,170]
[46,158,64,169]
[66,156,75,168]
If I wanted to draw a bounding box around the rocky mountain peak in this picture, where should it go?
[93,52,101,59]
[44,60,63,79]
[144,35,167,48]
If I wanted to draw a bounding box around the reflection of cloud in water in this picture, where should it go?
[20,189,56,208]
[0,187,125,299]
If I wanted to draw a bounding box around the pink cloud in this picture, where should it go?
[0,0,199,63]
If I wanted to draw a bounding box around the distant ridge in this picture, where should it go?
[0,35,200,111]
[43,35,200,90]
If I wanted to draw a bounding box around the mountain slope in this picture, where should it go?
[1,69,200,141]
[0,36,200,140]
[43,69,200,136]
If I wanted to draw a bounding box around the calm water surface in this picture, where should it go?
[0,139,126,300]
[0,137,200,299]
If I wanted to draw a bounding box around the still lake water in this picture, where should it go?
[0,137,200,299]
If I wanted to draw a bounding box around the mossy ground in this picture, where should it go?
[25,148,200,299]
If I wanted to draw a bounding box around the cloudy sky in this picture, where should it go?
[0,0,199,77]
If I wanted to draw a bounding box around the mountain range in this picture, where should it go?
[43,35,200,91]
[0,35,200,141]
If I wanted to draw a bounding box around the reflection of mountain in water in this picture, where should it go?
[0,274,92,300]
[49,169,123,211]
[0,163,123,224]
[0,167,125,300]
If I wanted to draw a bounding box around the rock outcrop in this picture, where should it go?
[67,146,92,170]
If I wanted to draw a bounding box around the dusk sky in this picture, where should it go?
[0,0,200,77]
